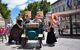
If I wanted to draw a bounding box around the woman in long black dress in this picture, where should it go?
[8,14,23,44]
[46,22,57,45]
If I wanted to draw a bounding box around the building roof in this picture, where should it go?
[51,0,61,6]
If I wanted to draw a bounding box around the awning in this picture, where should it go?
[50,9,80,27]
[52,9,80,16]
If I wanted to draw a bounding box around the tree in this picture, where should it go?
[20,0,50,19]
[28,2,39,19]
[40,0,50,16]
[20,8,28,16]
[0,1,10,19]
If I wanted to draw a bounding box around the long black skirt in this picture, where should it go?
[8,24,23,43]
[46,27,57,44]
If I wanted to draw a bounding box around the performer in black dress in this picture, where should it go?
[8,14,23,44]
[46,21,57,46]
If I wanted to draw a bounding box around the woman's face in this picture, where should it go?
[25,15,30,19]
[25,15,31,19]
[25,11,31,19]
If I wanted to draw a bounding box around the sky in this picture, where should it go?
[1,0,57,24]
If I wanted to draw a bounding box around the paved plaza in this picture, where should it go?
[0,32,80,50]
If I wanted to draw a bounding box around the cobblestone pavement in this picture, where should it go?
[0,32,80,50]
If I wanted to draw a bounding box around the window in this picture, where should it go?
[55,7,58,12]
[62,4,65,11]
[52,9,54,13]
[59,6,61,12]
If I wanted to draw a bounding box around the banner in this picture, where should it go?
[77,0,80,5]
[67,0,72,8]
[51,14,58,27]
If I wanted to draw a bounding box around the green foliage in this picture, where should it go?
[40,0,50,16]
[20,0,50,19]
[0,3,10,19]
[28,2,39,19]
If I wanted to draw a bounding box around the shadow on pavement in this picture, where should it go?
[5,42,16,46]
[42,43,55,47]
[17,43,41,50]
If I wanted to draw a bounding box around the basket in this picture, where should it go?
[26,23,39,28]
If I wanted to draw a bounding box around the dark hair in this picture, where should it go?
[50,27,54,32]
[19,13,23,16]
[48,22,51,27]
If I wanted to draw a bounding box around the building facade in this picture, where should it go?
[0,13,5,27]
[51,0,80,35]
[5,16,13,27]
[0,13,13,28]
